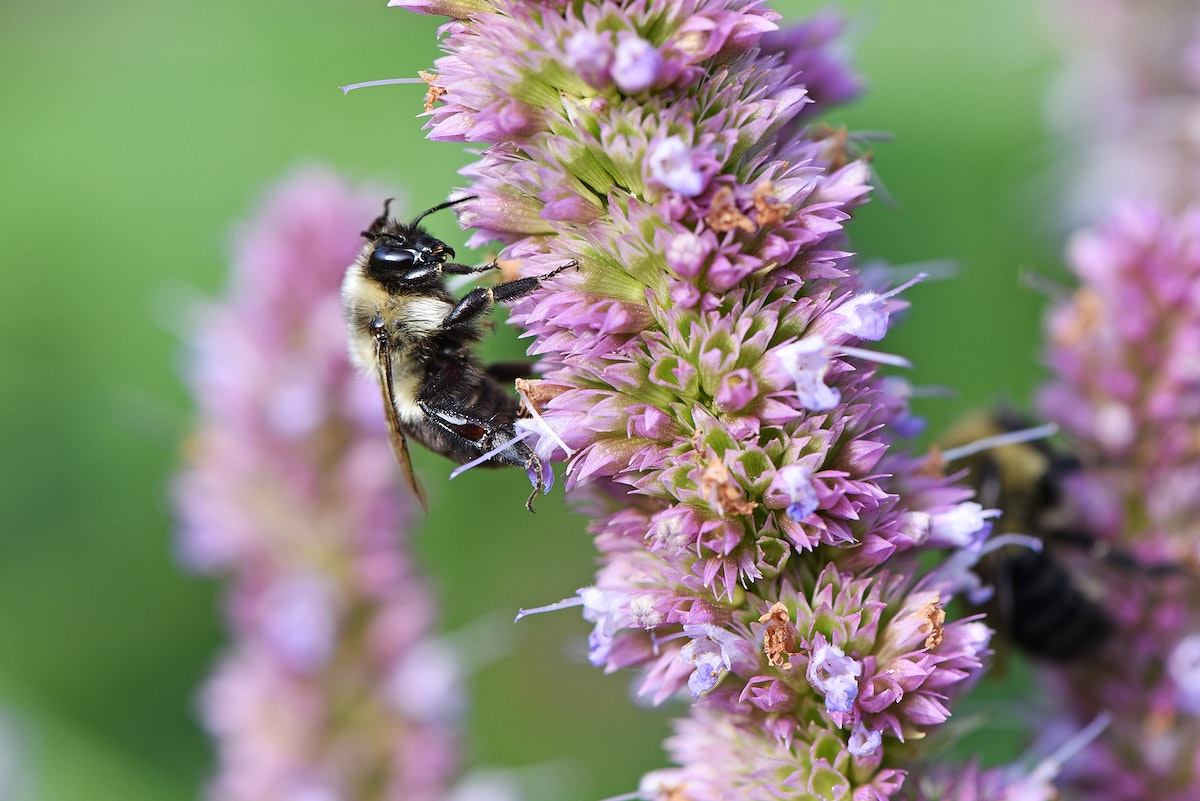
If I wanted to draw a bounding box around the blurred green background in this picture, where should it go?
[0,1,1067,799]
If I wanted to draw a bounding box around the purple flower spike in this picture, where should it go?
[1031,202,1200,801]
[175,168,461,801]
[1044,0,1200,220]
[395,2,995,797]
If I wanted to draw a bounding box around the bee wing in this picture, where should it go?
[374,335,429,513]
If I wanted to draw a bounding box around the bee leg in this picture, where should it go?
[381,258,487,286]
[442,258,500,276]
[1049,526,1192,579]
[442,259,578,331]
[524,452,549,513]
[418,395,550,512]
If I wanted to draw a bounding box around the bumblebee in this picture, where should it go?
[940,411,1116,662]
[342,196,573,512]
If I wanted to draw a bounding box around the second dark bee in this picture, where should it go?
[342,196,574,512]
[942,411,1115,662]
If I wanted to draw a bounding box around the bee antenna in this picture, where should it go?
[410,194,479,229]
[362,198,397,240]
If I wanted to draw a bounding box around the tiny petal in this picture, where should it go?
[740,675,797,712]
[648,136,707,197]
[684,648,726,696]
[807,638,863,715]
[666,230,714,278]
[629,593,667,629]
[714,368,759,413]
[833,273,924,342]
[834,292,890,341]
[847,721,882,756]
[680,628,736,698]
[257,573,339,673]
[764,465,820,521]
[775,335,840,411]
[1169,633,1200,714]
[578,587,631,666]
[822,673,861,714]
[564,29,613,88]
[927,502,999,548]
[612,33,662,93]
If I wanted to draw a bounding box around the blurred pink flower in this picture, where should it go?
[175,167,461,801]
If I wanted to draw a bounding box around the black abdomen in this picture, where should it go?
[1003,548,1115,662]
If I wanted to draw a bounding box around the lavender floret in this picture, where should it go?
[395,2,998,797]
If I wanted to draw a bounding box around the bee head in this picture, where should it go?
[366,228,454,272]
[360,196,471,286]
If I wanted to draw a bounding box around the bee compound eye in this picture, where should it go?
[369,246,418,271]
